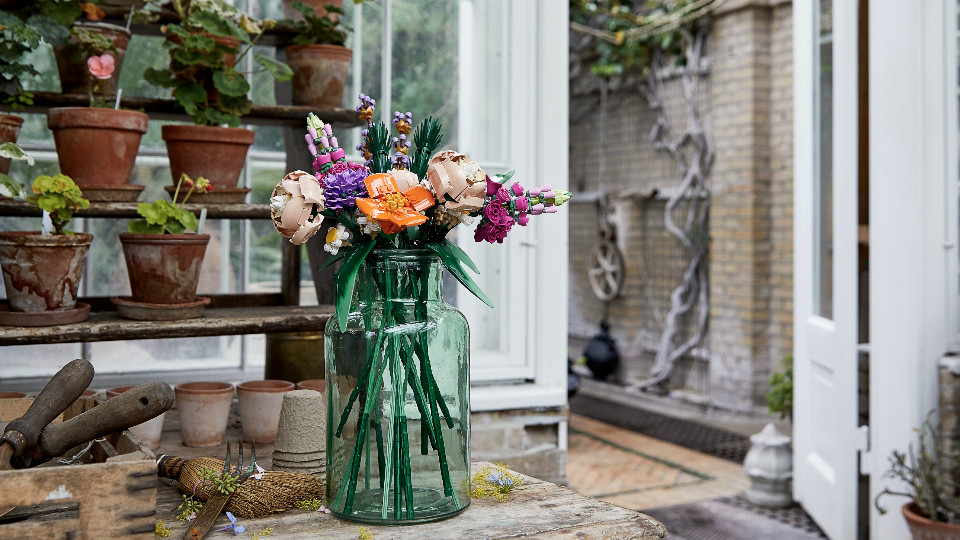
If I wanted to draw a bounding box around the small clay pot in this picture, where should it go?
[108,385,166,448]
[0,392,26,398]
[54,22,131,97]
[236,380,295,444]
[296,379,325,394]
[174,382,234,447]
[0,232,93,313]
[285,44,352,109]
[118,233,210,305]
[161,125,254,192]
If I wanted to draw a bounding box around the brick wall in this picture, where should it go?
[470,408,568,485]
[568,1,794,412]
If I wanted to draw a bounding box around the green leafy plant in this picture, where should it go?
[287,2,349,46]
[0,142,35,198]
[25,173,90,235]
[0,11,46,108]
[766,354,793,421]
[128,173,210,234]
[143,0,292,127]
[875,411,960,524]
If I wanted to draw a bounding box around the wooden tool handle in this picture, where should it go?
[0,359,94,458]
[35,380,174,459]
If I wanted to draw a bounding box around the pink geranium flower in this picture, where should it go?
[87,54,115,80]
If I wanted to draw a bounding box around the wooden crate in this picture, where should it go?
[0,398,157,539]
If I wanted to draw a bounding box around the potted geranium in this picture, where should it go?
[144,0,292,201]
[46,53,149,201]
[114,173,212,320]
[875,411,960,538]
[283,1,352,109]
[0,174,92,326]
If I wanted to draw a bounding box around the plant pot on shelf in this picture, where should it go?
[54,22,131,97]
[161,125,254,204]
[115,232,210,320]
[236,379,295,444]
[285,44,352,109]
[174,381,234,447]
[282,0,344,22]
[0,113,24,175]
[47,108,149,202]
[903,502,960,539]
[0,232,93,326]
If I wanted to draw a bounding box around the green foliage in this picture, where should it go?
[766,355,793,420]
[287,2,349,47]
[128,174,207,234]
[147,2,292,127]
[570,0,708,78]
[410,117,444,179]
[875,411,960,524]
[0,142,35,198]
[25,173,90,235]
[0,11,44,106]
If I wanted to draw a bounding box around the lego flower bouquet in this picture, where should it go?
[270,94,569,524]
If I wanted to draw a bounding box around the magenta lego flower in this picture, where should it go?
[87,54,115,80]
[483,202,509,225]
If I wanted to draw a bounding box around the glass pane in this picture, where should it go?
[815,0,834,319]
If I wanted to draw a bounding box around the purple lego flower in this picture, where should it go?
[323,164,370,211]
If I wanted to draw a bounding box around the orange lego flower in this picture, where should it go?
[355,172,436,235]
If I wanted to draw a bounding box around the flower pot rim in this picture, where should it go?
[175,381,234,394]
[119,232,211,244]
[72,20,132,36]
[0,231,94,246]
[0,113,24,127]
[161,124,256,144]
[902,501,960,531]
[47,107,149,132]
[285,43,353,55]
[238,379,296,392]
[0,392,27,398]
[106,385,135,397]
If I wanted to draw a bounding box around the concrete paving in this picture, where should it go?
[565,409,825,539]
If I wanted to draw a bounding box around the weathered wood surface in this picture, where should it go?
[0,200,270,220]
[0,435,157,539]
[0,93,363,128]
[153,462,667,540]
[0,305,333,346]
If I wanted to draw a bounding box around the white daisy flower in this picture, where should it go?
[323,223,351,255]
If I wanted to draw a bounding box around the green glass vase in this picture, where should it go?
[325,249,471,524]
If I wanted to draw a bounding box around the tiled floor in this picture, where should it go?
[565,413,826,540]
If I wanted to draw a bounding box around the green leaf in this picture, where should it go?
[0,173,22,198]
[173,82,207,117]
[203,107,241,127]
[128,220,164,234]
[192,11,249,44]
[164,220,186,234]
[179,210,199,232]
[26,14,69,45]
[333,240,376,330]
[437,239,479,273]
[317,251,346,271]
[144,67,177,88]
[426,243,493,308]
[254,53,293,82]
[0,142,34,166]
[212,69,250,97]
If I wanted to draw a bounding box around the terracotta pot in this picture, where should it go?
[174,382,234,447]
[903,502,960,539]
[0,232,93,312]
[54,22,131,97]
[0,392,26,398]
[107,385,166,448]
[295,379,325,394]
[119,233,209,305]
[0,113,24,175]
[282,0,344,22]
[47,108,148,192]
[285,44,352,109]
[161,125,254,191]
[236,379,295,444]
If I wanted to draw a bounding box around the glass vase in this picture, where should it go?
[325,249,470,524]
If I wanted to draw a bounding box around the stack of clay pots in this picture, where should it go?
[271,389,326,476]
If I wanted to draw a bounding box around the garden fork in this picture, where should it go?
[184,441,257,540]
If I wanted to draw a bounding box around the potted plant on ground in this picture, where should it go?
[115,173,213,320]
[144,0,292,202]
[282,1,352,109]
[876,411,960,538]
[743,355,794,508]
[46,52,149,201]
[0,173,92,326]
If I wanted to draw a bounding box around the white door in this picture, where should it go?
[793,1,860,538]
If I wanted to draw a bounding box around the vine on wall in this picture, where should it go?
[571,0,720,390]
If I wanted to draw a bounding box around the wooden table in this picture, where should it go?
[152,408,668,539]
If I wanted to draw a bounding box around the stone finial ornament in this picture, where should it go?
[270,170,325,245]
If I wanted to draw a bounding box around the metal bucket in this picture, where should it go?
[265,331,325,383]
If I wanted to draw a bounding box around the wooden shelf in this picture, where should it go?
[0,305,333,346]
[1,92,363,128]
[0,200,270,220]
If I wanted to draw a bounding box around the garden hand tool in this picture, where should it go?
[0,358,96,516]
[28,380,175,464]
[183,441,257,540]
